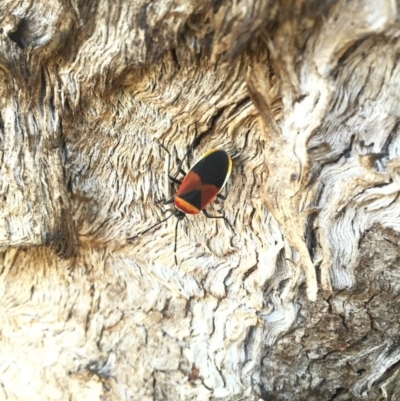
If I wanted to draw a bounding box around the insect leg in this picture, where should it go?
[160,143,186,182]
[127,211,176,242]
[176,150,190,177]
[174,215,184,265]
[156,197,174,205]
[169,176,182,185]
[203,209,234,232]
[202,209,226,219]
[217,185,228,200]
[175,123,205,175]
[177,119,225,176]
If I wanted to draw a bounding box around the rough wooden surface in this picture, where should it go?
[0,0,399,400]
[0,30,78,257]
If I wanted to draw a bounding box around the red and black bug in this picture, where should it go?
[129,142,232,263]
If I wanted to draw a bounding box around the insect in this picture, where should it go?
[129,141,233,264]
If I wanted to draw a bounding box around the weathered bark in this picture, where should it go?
[0,0,399,400]
[0,27,78,257]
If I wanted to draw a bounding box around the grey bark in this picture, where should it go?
[0,0,399,400]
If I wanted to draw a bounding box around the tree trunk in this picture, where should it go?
[0,0,399,400]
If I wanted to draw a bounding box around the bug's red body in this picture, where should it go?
[174,149,232,214]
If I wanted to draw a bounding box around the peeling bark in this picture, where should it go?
[0,0,399,400]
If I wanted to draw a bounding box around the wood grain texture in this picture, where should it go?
[0,0,399,400]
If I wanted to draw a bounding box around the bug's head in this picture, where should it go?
[174,210,185,220]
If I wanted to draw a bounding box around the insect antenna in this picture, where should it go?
[128,211,176,242]
[174,212,185,264]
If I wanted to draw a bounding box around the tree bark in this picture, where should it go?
[0,0,399,400]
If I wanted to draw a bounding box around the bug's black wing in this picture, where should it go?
[191,150,230,189]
